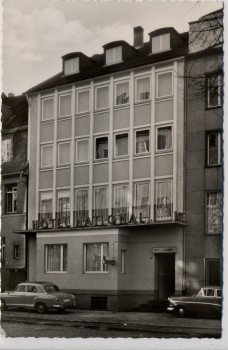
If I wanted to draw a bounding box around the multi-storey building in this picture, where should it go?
[1,93,28,291]
[185,9,223,294]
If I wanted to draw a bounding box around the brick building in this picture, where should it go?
[1,93,28,291]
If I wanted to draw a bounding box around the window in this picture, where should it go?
[27,285,37,293]
[135,77,150,102]
[157,126,172,151]
[155,181,172,221]
[207,73,222,107]
[94,187,108,211]
[75,189,88,217]
[15,285,26,292]
[6,184,17,213]
[1,237,6,263]
[77,90,90,114]
[59,94,71,117]
[42,98,54,121]
[41,144,53,168]
[58,142,71,165]
[95,137,108,160]
[95,85,109,110]
[115,81,129,106]
[57,190,70,217]
[207,132,222,166]
[64,57,79,75]
[40,192,52,214]
[115,133,128,157]
[106,46,122,65]
[45,244,67,272]
[2,138,13,162]
[135,130,150,154]
[76,139,89,163]
[14,245,20,259]
[206,192,222,234]
[157,72,173,98]
[84,243,109,272]
[205,259,221,286]
[152,33,170,53]
[133,182,150,220]
[113,185,129,215]
[121,250,126,273]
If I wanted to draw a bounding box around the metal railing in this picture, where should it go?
[154,203,173,221]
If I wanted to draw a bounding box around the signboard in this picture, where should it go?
[153,247,177,253]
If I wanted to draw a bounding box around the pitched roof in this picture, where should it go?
[1,94,28,129]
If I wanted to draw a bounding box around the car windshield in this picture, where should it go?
[44,285,60,293]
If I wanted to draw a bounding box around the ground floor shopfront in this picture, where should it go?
[22,224,185,311]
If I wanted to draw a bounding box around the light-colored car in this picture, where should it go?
[0,282,76,314]
[167,286,221,318]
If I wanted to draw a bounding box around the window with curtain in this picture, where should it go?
[95,86,109,110]
[6,184,17,213]
[206,192,222,234]
[136,77,150,101]
[106,46,122,65]
[42,98,54,121]
[134,183,149,207]
[41,144,53,168]
[76,139,89,163]
[59,94,72,117]
[115,133,128,157]
[136,130,150,154]
[46,244,67,272]
[113,185,129,214]
[2,138,13,162]
[57,190,70,215]
[115,82,129,105]
[77,90,90,114]
[40,192,52,214]
[64,57,79,75]
[152,33,170,53]
[85,243,109,272]
[156,181,172,220]
[58,142,70,165]
[157,126,172,151]
[94,188,108,210]
[207,132,222,166]
[207,73,222,107]
[75,189,88,217]
[157,72,173,98]
[95,137,108,159]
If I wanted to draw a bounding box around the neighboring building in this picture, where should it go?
[185,9,223,294]
[1,93,28,291]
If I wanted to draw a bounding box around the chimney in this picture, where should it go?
[8,93,15,97]
[134,26,144,48]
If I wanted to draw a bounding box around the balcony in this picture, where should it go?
[73,210,89,226]
[154,203,172,221]
[55,211,70,227]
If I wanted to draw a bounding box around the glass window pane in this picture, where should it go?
[41,145,53,167]
[94,188,108,210]
[76,190,88,212]
[64,58,79,75]
[114,186,128,208]
[162,33,170,50]
[96,86,109,109]
[208,74,222,107]
[47,245,61,271]
[205,259,221,286]
[136,77,150,101]
[42,99,54,121]
[2,138,13,162]
[59,95,71,116]
[58,142,70,165]
[115,134,128,156]
[136,130,149,154]
[116,82,129,105]
[208,132,219,165]
[115,46,122,62]
[57,190,70,213]
[76,139,89,162]
[78,90,90,113]
[96,137,108,159]
[152,36,160,53]
[207,192,222,234]
[157,127,172,150]
[85,243,108,272]
[40,192,52,213]
[157,72,172,98]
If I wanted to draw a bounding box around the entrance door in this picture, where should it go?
[157,253,175,300]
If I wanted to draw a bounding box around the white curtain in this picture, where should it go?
[86,243,108,272]
[135,183,149,207]
[115,134,128,156]
[42,145,53,167]
[106,46,122,65]
[114,186,128,208]
[58,142,70,165]
[42,98,54,121]
[157,181,171,206]
[59,95,71,116]
[136,130,149,153]
[78,90,89,113]
[95,188,108,210]
[137,77,150,101]
[47,245,61,271]
[116,82,129,105]
[76,189,88,211]
[96,86,109,109]
[157,127,172,150]
[77,139,89,162]
[157,72,172,97]
[64,57,79,74]
[58,190,70,213]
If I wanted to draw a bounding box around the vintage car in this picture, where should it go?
[0,281,76,314]
[167,286,221,318]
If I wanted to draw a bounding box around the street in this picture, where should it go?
[0,309,221,338]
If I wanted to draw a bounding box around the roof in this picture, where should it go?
[26,33,188,94]
[1,94,28,128]
[1,160,28,176]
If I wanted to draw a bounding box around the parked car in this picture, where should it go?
[0,281,76,314]
[167,286,221,318]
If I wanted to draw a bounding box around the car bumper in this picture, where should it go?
[53,300,76,309]
[167,306,175,312]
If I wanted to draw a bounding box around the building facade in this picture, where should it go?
[185,10,223,294]
[1,93,28,291]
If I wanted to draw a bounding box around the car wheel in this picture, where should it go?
[35,302,47,314]
[1,299,7,311]
[175,305,187,318]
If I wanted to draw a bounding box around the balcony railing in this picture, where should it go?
[55,211,70,227]
[73,210,89,226]
[132,205,151,223]
[154,203,173,221]
[92,209,109,225]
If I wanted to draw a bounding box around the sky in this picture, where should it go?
[2,0,224,95]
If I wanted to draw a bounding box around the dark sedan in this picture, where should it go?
[0,281,76,314]
[167,286,221,318]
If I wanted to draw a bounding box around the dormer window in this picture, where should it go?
[152,33,170,53]
[64,57,79,75]
[106,46,122,65]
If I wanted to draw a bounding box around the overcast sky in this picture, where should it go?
[2,0,223,95]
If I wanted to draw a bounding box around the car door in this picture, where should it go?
[6,285,26,307]
[24,285,39,308]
